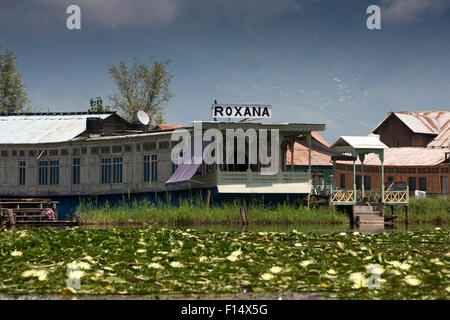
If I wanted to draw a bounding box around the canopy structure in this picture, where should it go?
[165,140,212,185]
[330,136,388,201]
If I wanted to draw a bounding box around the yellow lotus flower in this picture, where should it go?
[404,276,421,286]
[148,263,163,269]
[11,250,23,257]
[226,249,242,262]
[399,263,411,271]
[300,259,314,267]
[136,249,146,254]
[260,273,274,280]
[366,264,385,275]
[270,266,282,274]
[68,270,84,280]
[349,272,367,289]
[22,269,48,281]
[170,261,183,268]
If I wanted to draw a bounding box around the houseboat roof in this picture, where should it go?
[0,113,115,144]
[331,136,388,150]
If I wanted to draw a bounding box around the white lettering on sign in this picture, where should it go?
[211,104,272,119]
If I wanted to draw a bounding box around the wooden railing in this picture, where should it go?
[383,188,409,204]
[330,185,356,204]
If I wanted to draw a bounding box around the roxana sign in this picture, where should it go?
[211,104,272,119]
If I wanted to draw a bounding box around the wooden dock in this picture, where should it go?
[352,204,385,225]
[0,198,79,229]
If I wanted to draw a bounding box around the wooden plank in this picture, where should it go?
[8,209,15,226]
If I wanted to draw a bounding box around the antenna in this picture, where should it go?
[137,110,150,126]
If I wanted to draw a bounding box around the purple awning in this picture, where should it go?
[165,139,212,185]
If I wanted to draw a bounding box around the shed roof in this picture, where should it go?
[0,113,113,144]
[337,147,448,167]
[331,136,388,150]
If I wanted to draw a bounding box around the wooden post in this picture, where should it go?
[390,205,394,216]
[75,212,83,226]
[239,202,248,225]
[206,189,211,209]
[8,209,15,227]
[351,205,356,226]
[405,205,410,225]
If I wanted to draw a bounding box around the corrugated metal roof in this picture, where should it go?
[0,114,112,144]
[337,147,448,166]
[372,111,450,147]
[394,113,436,134]
[332,136,388,150]
[286,132,333,166]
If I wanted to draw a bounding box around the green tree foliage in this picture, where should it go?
[0,47,28,114]
[88,96,111,113]
[108,58,173,124]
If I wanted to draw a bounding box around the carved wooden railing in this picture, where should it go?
[383,190,409,203]
[330,186,356,204]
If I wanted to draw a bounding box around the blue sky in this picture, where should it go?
[1,0,450,142]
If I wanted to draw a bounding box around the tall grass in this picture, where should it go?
[79,196,349,226]
[78,195,450,226]
[397,197,450,224]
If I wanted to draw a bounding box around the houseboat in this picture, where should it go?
[0,112,326,215]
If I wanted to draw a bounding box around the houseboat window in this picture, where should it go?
[172,151,183,174]
[387,176,394,183]
[50,149,58,156]
[29,150,36,157]
[101,158,112,184]
[112,145,122,153]
[419,177,427,191]
[12,150,17,157]
[159,141,169,150]
[125,144,132,152]
[1,150,8,157]
[39,161,48,185]
[50,160,59,185]
[19,150,25,157]
[355,175,361,189]
[81,147,87,154]
[113,157,123,183]
[73,148,80,156]
[19,161,26,185]
[143,155,158,182]
[143,142,156,151]
[143,155,150,182]
[72,158,81,185]
[101,146,111,154]
[364,176,371,190]
[151,155,158,181]
[408,177,416,192]
[91,147,99,155]
[136,144,141,152]
[340,174,346,189]
[60,149,69,156]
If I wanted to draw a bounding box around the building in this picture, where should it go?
[334,147,449,196]
[286,132,334,191]
[0,112,325,212]
[371,111,449,148]
[334,111,450,196]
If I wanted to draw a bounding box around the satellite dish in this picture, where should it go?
[137,110,150,125]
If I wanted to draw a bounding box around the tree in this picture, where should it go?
[0,46,28,114]
[88,96,111,113]
[108,58,173,124]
